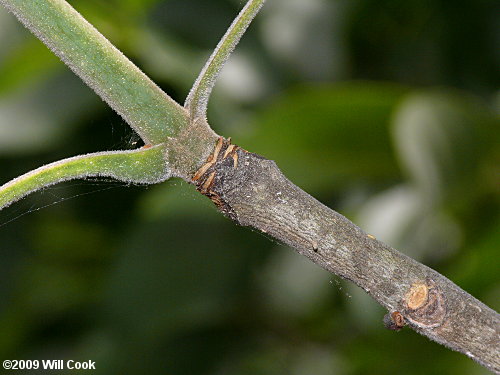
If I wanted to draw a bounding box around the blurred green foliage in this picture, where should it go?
[0,0,498,374]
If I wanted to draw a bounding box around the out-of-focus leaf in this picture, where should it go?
[103,218,237,339]
[150,0,237,49]
[102,182,272,341]
[0,73,101,154]
[241,82,408,192]
[0,39,60,95]
[21,262,96,315]
[257,246,331,318]
[392,90,497,205]
[356,184,461,262]
[136,179,217,221]
[346,0,500,93]
[129,29,200,93]
[110,0,163,15]
[260,0,343,80]
[33,215,112,262]
[341,325,489,375]
[448,216,500,309]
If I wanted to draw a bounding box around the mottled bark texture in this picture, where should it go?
[192,137,500,373]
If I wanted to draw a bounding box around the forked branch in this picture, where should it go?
[0,0,498,372]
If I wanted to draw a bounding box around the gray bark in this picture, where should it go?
[191,137,500,373]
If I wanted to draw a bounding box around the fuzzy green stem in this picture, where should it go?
[0,0,188,144]
[0,145,170,210]
[185,0,266,119]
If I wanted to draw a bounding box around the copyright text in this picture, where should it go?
[3,359,96,370]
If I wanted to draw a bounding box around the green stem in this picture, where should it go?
[185,0,266,119]
[0,0,188,144]
[0,145,169,210]
[0,0,266,209]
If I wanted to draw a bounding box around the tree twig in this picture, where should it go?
[191,137,500,374]
[0,1,498,372]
